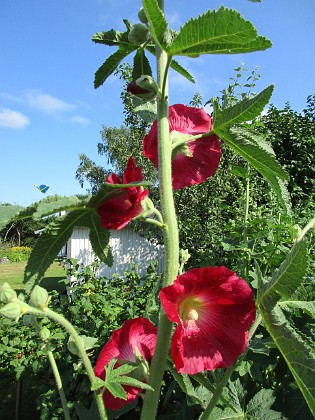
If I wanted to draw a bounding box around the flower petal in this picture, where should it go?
[160,266,256,374]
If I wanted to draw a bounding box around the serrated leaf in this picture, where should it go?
[33,195,90,219]
[142,0,168,50]
[132,49,152,80]
[259,239,308,302]
[214,85,274,129]
[280,300,315,319]
[169,59,195,83]
[217,128,291,213]
[117,377,153,391]
[168,7,271,56]
[92,29,130,47]
[106,382,127,400]
[246,389,284,419]
[259,301,315,417]
[88,211,113,265]
[0,205,26,229]
[90,377,106,391]
[24,209,112,293]
[94,46,136,88]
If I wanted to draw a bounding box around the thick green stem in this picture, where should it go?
[47,350,71,420]
[243,172,250,279]
[141,1,179,418]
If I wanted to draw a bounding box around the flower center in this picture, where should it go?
[179,296,204,321]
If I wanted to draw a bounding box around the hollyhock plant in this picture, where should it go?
[160,266,256,375]
[94,317,158,410]
[97,156,149,230]
[143,104,221,189]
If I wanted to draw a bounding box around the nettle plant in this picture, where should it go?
[0,1,314,419]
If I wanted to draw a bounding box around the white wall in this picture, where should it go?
[67,227,164,278]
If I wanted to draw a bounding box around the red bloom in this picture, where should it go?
[160,267,256,374]
[143,104,221,189]
[97,157,149,230]
[94,317,157,410]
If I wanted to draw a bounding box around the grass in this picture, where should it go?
[0,260,67,293]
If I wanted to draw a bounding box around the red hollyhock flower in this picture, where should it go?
[97,156,149,230]
[94,317,157,410]
[160,267,256,375]
[143,104,221,189]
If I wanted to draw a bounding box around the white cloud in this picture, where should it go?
[25,92,76,114]
[0,108,30,129]
[70,115,90,125]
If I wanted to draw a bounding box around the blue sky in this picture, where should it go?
[1,0,314,206]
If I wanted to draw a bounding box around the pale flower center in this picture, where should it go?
[179,296,204,321]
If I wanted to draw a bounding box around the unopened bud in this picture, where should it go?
[40,327,50,341]
[0,282,17,303]
[0,302,22,320]
[127,75,158,101]
[128,24,150,45]
[30,285,49,308]
[67,335,84,356]
[138,7,148,24]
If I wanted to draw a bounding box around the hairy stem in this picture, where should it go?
[141,1,179,418]
[47,350,71,420]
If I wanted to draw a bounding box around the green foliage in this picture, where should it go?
[167,6,271,56]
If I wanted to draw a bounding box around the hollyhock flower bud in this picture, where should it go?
[128,24,150,45]
[127,76,158,101]
[0,302,23,320]
[39,327,50,341]
[30,285,49,308]
[0,282,17,303]
[138,7,148,24]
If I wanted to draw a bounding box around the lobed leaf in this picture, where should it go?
[142,0,168,50]
[217,128,291,213]
[94,47,136,88]
[168,7,271,56]
[92,29,130,47]
[258,239,308,302]
[23,209,113,293]
[213,85,274,130]
[169,58,195,83]
[0,205,26,230]
[88,212,113,265]
[259,300,315,417]
[33,195,90,219]
[132,49,152,80]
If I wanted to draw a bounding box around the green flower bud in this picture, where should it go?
[0,282,17,303]
[30,285,49,308]
[128,23,150,45]
[127,75,158,101]
[138,7,148,24]
[39,327,50,341]
[0,302,22,320]
[67,334,84,356]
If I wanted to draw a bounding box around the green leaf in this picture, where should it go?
[94,46,135,88]
[33,195,90,219]
[0,205,25,229]
[133,97,157,124]
[92,29,130,47]
[168,7,271,56]
[258,239,308,302]
[24,209,113,293]
[132,49,152,80]
[142,0,168,50]
[246,388,284,419]
[90,377,106,391]
[169,58,195,83]
[217,128,291,213]
[280,300,315,319]
[259,301,315,417]
[213,85,274,130]
[105,382,127,400]
[88,212,113,265]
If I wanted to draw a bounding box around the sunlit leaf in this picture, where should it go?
[168,7,271,56]
[142,0,168,50]
[132,49,152,80]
